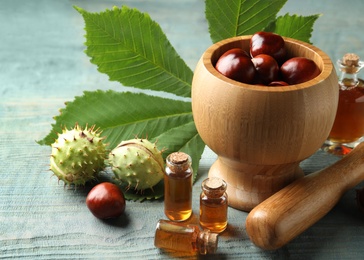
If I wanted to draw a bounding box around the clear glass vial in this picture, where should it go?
[154,219,218,255]
[200,177,228,233]
[164,152,193,221]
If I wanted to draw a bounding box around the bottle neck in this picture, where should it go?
[197,229,218,255]
[339,71,359,88]
[337,54,364,88]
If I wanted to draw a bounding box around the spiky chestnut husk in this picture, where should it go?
[50,124,108,186]
[109,138,164,191]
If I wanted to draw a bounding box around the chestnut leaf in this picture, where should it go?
[206,0,288,43]
[206,0,319,44]
[74,6,193,98]
[264,13,321,44]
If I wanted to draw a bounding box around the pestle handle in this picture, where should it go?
[246,142,364,250]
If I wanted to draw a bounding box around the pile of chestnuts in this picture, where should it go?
[215,31,321,86]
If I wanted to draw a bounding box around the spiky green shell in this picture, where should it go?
[50,124,107,185]
[109,138,164,191]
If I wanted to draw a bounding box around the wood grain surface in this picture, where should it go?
[246,142,364,250]
[2,0,364,259]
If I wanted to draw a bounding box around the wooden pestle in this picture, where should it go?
[245,142,364,250]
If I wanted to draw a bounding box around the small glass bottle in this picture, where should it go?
[325,53,364,155]
[199,177,228,233]
[164,152,193,221]
[154,219,218,255]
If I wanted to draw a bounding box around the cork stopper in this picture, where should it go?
[340,53,361,73]
[169,152,189,164]
[202,177,227,198]
[166,152,191,173]
[343,53,360,67]
[198,229,219,255]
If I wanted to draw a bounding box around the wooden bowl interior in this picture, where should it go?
[205,36,331,91]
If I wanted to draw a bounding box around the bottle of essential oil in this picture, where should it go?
[199,177,228,233]
[154,219,218,255]
[326,53,364,155]
[164,152,193,221]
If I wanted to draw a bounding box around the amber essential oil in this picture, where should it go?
[329,78,364,143]
[164,152,193,221]
[328,53,364,145]
[154,219,218,255]
[200,177,228,233]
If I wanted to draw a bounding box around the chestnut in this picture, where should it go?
[280,57,321,85]
[268,81,289,86]
[250,31,286,63]
[251,54,279,85]
[215,48,256,84]
[86,182,126,219]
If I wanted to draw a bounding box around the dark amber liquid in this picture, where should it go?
[200,195,228,233]
[329,79,364,144]
[164,169,192,221]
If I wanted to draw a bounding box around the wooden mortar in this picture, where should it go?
[191,35,338,211]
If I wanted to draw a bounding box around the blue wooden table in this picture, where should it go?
[2,0,364,259]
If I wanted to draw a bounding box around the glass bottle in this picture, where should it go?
[154,219,218,255]
[164,152,193,221]
[325,53,364,156]
[200,177,228,233]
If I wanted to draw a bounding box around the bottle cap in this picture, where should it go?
[202,177,227,198]
[343,53,359,67]
[339,53,363,74]
[166,152,191,173]
[169,152,189,164]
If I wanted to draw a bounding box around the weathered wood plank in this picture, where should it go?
[2,0,364,259]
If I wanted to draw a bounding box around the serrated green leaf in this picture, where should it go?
[149,121,206,182]
[74,5,193,97]
[265,13,321,43]
[38,90,194,149]
[206,0,287,43]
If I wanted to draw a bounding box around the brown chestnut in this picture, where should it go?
[268,81,289,86]
[215,48,256,84]
[86,182,126,219]
[251,54,279,85]
[250,31,286,63]
[280,57,321,85]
